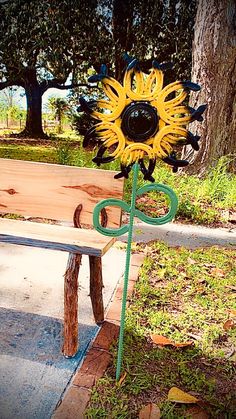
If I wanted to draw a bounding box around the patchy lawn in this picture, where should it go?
[86,243,236,418]
[0,141,235,227]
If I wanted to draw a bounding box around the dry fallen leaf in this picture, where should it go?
[117,371,127,386]
[225,285,236,292]
[139,403,161,419]
[174,341,193,347]
[187,257,196,265]
[209,267,225,277]
[151,334,192,348]
[228,309,236,316]
[168,387,199,404]
[198,278,207,284]
[151,334,173,346]
[186,405,209,418]
[223,319,236,331]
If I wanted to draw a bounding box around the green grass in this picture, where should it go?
[0,144,58,163]
[0,141,235,226]
[0,142,120,170]
[86,243,236,418]
[133,156,236,226]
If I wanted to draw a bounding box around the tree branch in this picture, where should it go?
[52,83,98,90]
[0,0,9,6]
[41,80,98,93]
[0,79,24,90]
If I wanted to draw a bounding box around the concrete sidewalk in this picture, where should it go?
[0,222,235,419]
[0,244,126,419]
[121,220,236,248]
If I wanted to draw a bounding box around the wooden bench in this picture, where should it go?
[0,158,124,357]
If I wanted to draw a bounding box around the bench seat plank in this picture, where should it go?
[0,158,123,227]
[0,218,115,257]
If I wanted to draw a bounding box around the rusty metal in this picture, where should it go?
[73,204,82,228]
[73,204,108,229]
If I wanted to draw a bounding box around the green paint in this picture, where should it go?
[93,184,178,236]
[93,163,178,380]
[115,162,139,381]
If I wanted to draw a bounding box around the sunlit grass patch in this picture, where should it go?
[86,243,236,418]
[135,156,236,226]
[0,142,235,226]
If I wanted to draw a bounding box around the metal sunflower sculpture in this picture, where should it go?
[78,54,206,380]
[79,54,206,181]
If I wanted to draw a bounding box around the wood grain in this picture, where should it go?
[0,158,124,227]
[63,253,82,357]
[0,218,115,256]
[89,256,104,324]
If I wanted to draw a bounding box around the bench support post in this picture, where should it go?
[63,253,82,357]
[89,256,104,324]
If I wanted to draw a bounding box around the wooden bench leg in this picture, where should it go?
[63,253,82,357]
[89,255,104,324]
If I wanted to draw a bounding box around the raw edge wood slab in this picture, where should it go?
[0,158,124,358]
[0,218,115,256]
[0,158,124,227]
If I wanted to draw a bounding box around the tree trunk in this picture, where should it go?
[18,69,47,138]
[21,83,46,138]
[182,0,236,175]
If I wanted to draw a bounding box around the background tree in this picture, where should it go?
[0,0,111,138]
[110,0,196,82]
[1,86,18,108]
[72,0,196,135]
[182,0,236,174]
[47,96,69,134]
[1,0,196,139]
[0,86,25,127]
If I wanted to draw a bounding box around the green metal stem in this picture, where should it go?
[116,162,139,381]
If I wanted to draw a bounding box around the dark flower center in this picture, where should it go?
[121,102,158,142]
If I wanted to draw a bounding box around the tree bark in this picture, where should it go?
[89,255,104,324]
[182,0,236,174]
[21,82,46,138]
[63,253,82,357]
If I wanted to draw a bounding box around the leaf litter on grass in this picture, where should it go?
[85,243,236,418]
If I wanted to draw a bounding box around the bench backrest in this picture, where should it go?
[0,158,124,228]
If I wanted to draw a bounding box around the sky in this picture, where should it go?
[42,88,69,111]
[0,86,69,112]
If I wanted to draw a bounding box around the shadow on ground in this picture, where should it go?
[0,307,97,419]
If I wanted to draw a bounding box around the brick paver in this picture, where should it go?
[72,348,111,387]
[52,253,145,418]
[52,387,91,419]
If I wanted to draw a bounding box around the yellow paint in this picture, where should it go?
[90,65,192,166]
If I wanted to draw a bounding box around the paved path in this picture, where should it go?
[0,222,235,419]
[0,245,126,419]
[120,221,236,249]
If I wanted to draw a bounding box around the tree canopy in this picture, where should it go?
[0,0,110,90]
[110,0,196,81]
[0,0,196,137]
[0,0,110,136]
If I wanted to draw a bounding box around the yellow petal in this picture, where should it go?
[168,387,199,403]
